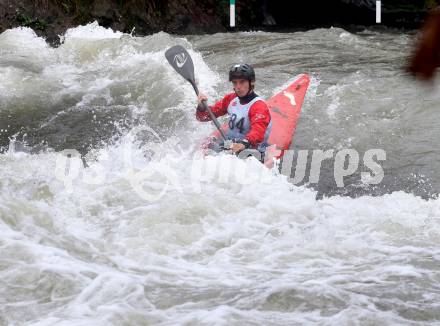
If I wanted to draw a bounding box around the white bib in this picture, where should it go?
[226,96,272,149]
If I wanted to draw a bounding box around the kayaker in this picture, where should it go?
[196,63,271,154]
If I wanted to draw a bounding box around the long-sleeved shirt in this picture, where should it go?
[196,92,271,147]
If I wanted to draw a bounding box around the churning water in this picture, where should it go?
[1,22,440,325]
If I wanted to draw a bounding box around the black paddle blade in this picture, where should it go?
[165,45,198,93]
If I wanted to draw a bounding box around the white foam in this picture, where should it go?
[61,21,123,42]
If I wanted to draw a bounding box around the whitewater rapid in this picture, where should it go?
[1,22,440,325]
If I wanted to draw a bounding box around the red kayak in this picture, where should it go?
[202,74,310,168]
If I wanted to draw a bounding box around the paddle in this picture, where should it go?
[165,45,227,141]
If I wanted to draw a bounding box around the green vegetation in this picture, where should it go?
[16,11,48,31]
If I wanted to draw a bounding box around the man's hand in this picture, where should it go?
[231,143,246,153]
[197,93,208,104]
[197,93,208,112]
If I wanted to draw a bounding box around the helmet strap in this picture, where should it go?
[247,80,254,96]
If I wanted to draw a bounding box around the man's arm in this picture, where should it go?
[245,101,271,147]
[196,93,237,122]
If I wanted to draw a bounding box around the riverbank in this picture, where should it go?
[0,0,432,45]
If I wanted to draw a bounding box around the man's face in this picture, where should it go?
[232,79,253,97]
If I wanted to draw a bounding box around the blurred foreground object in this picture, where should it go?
[408,6,440,80]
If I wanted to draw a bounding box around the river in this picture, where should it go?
[1,22,439,325]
